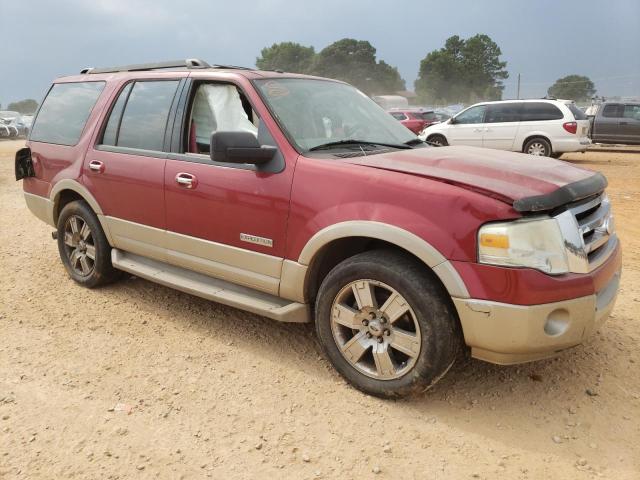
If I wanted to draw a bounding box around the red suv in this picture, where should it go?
[16,59,621,398]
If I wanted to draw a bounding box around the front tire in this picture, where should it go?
[315,250,460,398]
[427,135,448,147]
[524,137,552,157]
[57,200,120,288]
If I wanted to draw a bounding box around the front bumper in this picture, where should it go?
[453,268,621,365]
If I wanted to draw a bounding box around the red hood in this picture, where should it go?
[343,146,604,211]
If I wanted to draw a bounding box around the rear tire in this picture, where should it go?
[427,135,448,147]
[524,137,552,157]
[56,200,121,288]
[315,249,460,398]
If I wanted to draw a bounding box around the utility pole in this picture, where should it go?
[517,73,521,99]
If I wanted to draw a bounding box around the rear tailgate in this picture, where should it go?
[566,102,591,138]
[577,119,591,139]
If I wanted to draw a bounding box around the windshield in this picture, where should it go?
[254,78,416,151]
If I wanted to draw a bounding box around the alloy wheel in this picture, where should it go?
[62,215,96,276]
[330,279,421,380]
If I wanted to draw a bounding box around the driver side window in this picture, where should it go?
[185,83,258,154]
[455,105,486,124]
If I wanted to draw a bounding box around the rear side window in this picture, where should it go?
[420,112,438,121]
[623,104,640,120]
[566,103,587,120]
[30,82,105,146]
[390,112,407,120]
[485,103,522,123]
[101,83,133,145]
[101,80,179,151]
[521,102,563,121]
[602,104,623,118]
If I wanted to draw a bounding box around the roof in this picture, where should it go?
[54,58,331,83]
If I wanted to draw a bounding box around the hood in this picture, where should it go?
[343,146,606,213]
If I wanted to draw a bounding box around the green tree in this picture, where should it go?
[310,38,405,95]
[548,75,596,102]
[256,42,316,74]
[415,34,508,104]
[7,99,38,114]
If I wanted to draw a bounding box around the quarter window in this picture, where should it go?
[520,102,563,121]
[567,103,588,120]
[30,82,105,146]
[454,105,486,124]
[101,80,179,151]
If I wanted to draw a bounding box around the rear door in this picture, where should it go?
[482,103,521,150]
[447,105,486,147]
[620,104,640,144]
[84,78,183,260]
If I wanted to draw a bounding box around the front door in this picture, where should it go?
[163,80,294,295]
[84,78,183,260]
[447,104,486,147]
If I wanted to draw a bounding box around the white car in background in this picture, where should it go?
[419,99,591,158]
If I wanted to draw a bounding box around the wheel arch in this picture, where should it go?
[49,180,114,245]
[50,180,104,225]
[284,221,469,305]
[522,134,552,153]
[426,133,448,144]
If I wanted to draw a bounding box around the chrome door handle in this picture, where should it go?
[175,172,197,189]
[473,128,483,132]
[89,160,104,173]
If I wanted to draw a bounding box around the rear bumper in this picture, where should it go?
[553,137,591,153]
[453,258,621,365]
[24,192,55,226]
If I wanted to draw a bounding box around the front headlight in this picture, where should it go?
[478,218,569,275]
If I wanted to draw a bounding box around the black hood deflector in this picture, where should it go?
[513,172,607,212]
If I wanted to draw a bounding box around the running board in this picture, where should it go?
[111,249,310,323]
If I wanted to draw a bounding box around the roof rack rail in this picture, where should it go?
[80,58,211,74]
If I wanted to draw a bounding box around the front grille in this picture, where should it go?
[555,192,617,273]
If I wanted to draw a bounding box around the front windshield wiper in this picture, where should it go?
[308,139,412,152]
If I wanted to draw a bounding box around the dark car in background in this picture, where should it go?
[388,108,449,134]
[590,102,640,145]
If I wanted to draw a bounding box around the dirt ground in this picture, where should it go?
[1,139,639,479]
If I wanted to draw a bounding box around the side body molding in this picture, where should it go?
[280,221,470,303]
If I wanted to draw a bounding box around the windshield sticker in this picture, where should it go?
[264,81,290,98]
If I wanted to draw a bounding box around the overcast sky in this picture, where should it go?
[1,0,639,106]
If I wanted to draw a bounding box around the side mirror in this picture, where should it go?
[448,117,456,125]
[210,131,277,165]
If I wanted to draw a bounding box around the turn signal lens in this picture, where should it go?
[479,233,510,249]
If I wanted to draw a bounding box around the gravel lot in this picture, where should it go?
[1,140,639,479]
